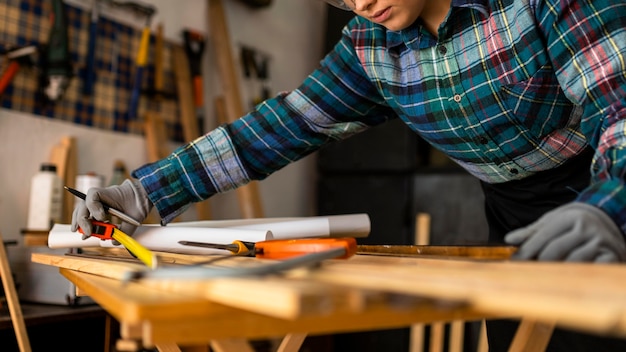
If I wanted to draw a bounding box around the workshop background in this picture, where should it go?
[0,1,489,351]
[0,0,326,241]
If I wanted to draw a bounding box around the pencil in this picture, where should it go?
[64,186,141,227]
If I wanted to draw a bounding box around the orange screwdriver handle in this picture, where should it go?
[254,237,357,260]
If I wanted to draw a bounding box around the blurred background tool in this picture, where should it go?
[182,28,206,132]
[82,0,100,95]
[0,45,38,96]
[178,237,357,260]
[42,0,73,102]
[122,0,156,120]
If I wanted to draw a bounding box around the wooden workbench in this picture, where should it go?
[31,249,626,351]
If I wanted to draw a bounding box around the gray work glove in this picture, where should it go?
[505,202,626,262]
[71,178,153,239]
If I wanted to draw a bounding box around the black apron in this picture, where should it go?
[480,148,626,351]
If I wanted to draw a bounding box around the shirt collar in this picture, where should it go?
[386,0,490,50]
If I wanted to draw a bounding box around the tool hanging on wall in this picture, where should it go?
[42,0,73,102]
[0,46,38,96]
[240,45,271,108]
[182,28,206,133]
[82,0,100,95]
[122,1,156,120]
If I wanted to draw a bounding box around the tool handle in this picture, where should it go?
[112,229,157,269]
[83,17,98,95]
[127,27,151,120]
[254,237,357,260]
[0,61,20,95]
[230,240,254,255]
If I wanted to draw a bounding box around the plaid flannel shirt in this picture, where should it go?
[133,0,626,231]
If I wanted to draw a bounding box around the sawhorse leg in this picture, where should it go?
[0,233,31,351]
[509,319,555,352]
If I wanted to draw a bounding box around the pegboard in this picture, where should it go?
[0,0,184,141]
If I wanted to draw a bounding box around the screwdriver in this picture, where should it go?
[178,237,358,260]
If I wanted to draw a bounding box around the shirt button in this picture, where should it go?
[510,168,519,175]
[477,137,488,144]
[438,45,447,55]
[453,94,462,103]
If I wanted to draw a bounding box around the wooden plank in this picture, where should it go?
[59,268,229,324]
[38,252,626,339]
[207,0,263,219]
[172,45,200,144]
[357,245,517,260]
[0,231,31,351]
[34,252,388,320]
[49,136,77,224]
[144,111,169,162]
[171,45,212,221]
[22,232,48,246]
[57,268,487,346]
[312,255,626,337]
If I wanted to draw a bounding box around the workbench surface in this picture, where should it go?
[31,250,626,350]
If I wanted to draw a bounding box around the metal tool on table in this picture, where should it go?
[42,0,73,102]
[127,238,357,281]
[0,45,38,96]
[178,237,358,260]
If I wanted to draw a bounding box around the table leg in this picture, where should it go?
[276,333,307,352]
[210,338,255,352]
[509,319,555,352]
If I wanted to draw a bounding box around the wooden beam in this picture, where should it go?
[207,0,263,219]
[49,136,77,224]
[167,46,212,221]
[0,231,31,351]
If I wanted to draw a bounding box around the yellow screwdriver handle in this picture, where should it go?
[231,240,253,255]
[112,229,157,269]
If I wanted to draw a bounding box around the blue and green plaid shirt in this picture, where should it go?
[134,0,626,231]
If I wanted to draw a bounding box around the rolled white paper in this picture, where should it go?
[47,214,370,255]
[169,213,371,239]
[47,224,272,255]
